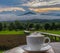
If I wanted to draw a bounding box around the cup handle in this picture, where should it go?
[42,37,50,47]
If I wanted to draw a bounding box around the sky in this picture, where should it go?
[0,0,60,6]
[22,0,60,7]
[0,0,60,11]
[0,0,60,21]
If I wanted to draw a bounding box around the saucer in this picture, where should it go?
[21,44,52,52]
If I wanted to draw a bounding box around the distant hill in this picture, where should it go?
[23,11,36,15]
[0,9,60,21]
[20,19,60,23]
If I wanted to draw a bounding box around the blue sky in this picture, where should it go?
[0,0,21,6]
[0,0,28,7]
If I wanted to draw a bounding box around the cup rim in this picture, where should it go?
[26,35,44,37]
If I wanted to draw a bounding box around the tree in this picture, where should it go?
[50,23,56,30]
[28,23,34,28]
[14,21,24,30]
[0,23,3,31]
[8,22,15,31]
[44,23,50,30]
[3,22,7,30]
[56,23,60,30]
[22,23,28,30]
[35,23,40,30]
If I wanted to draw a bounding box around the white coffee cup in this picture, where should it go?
[26,32,50,51]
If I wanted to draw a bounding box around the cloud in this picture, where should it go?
[0,0,60,7]
[0,7,25,12]
[29,7,60,12]
[22,0,60,7]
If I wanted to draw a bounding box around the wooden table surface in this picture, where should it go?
[3,42,60,53]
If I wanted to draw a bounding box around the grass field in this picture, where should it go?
[39,30,60,35]
[0,30,60,35]
[0,51,3,53]
[0,30,24,35]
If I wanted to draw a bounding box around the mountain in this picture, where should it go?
[22,11,36,15]
[0,10,60,21]
[21,19,60,23]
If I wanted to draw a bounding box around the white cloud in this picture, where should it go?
[0,7,25,12]
[22,0,60,7]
